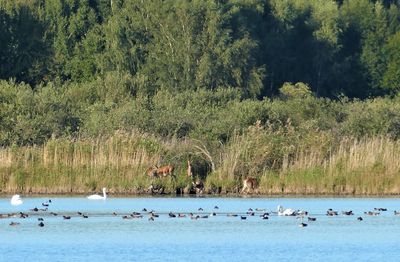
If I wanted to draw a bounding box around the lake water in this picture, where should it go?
[1,196,399,261]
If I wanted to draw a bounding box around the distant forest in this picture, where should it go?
[1,0,400,96]
[0,0,400,145]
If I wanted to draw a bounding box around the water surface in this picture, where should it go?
[1,196,399,261]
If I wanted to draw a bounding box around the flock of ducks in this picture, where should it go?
[4,190,400,228]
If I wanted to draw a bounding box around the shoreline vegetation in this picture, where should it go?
[1,128,400,196]
[1,1,400,195]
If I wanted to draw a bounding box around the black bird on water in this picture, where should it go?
[63,216,71,220]
[38,222,45,227]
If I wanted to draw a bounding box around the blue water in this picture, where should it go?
[1,196,399,261]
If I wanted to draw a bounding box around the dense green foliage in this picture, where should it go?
[0,0,399,144]
[1,0,400,97]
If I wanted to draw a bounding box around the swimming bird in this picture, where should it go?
[87,187,107,200]
[38,222,45,227]
[9,222,20,226]
[38,218,44,221]
[357,216,363,221]
[299,223,308,227]
[342,210,354,216]
[374,207,387,211]
[19,212,28,218]
[214,206,219,209]
[277,205,297,216]
[10,195,23,206]
[63,215,71,220]
[326,209,338,216]
[308,217,317,221]
[394,211,400,216]
[241,216,247,220]
[364,211,380,216]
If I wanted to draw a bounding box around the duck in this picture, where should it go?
[357,216,363,221]
[364,211,380,216]
[10,195,23,206]
[38,222,45,227]
[87,187,107,200]
[299,222,308,227]
[326,209,338,216]
[308,217,317,221]
[342,210,354,216]
[277,205,297,216]
[9,222,20,226]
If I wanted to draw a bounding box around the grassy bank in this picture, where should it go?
[1,130,399,195]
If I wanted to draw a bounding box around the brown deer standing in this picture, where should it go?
[241,177,257,194]
[147,164,175,178]
[155,164,175,178]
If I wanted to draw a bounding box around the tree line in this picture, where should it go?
[1,0,400,98]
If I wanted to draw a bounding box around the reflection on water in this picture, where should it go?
[1,197,399,261]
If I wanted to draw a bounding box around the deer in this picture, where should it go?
[241,177,257,194]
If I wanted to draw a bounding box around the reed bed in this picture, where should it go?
[258,137,400,195]
[1,130,400,195]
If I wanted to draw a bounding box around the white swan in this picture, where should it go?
[11,194,23,206]
[277,205,297,216]
[87,187,107,200]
